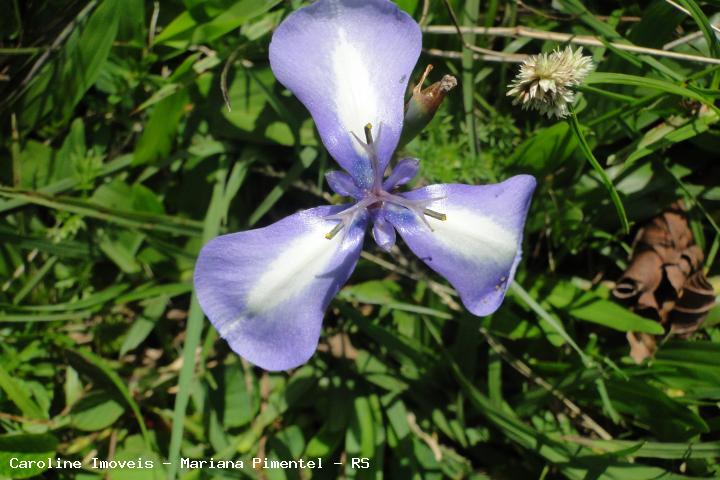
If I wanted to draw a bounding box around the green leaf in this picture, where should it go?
[0,154,133,214]
[506,123,578,175]
[155,0,282,47]
[119,296,167,356]
[108,435,165,480]
[547,282,665,334]
[167,158,243,479]
[509,282,592,365]
[345,395,383,478]
[191,0,283,44]
[568,108,630,233]
[571,299,664,334]
[585,72,718,113]
[208,66,305,147]
[17,0,121,128]
[555,0,621,40]
[62,344,151,447]
[605,379,709,440]
[0,364,46,419]
[652,341,720,384]
[219,364,259,428]
[339,280,453,320]
[673,0,720,59]
[305,392,351,458]
[247,146,317,226]
[0,434,58,479]
[0,187,201,237]
[568,438,720,459]
[133,89,189,166]
[612,111,719,168]
[70,390,125,431]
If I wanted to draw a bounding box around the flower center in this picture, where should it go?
[323,124,446,241]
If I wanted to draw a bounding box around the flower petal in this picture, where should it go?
[269,0,421,187]
[326,170,363,199]
[372,210,396,252]
[385,175,536,316]
[383,157,419,190]
[194,206,367,371]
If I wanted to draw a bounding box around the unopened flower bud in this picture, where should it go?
[399,65,457,146]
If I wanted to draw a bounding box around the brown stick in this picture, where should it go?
[440,0,526,61]
[424,47,527,63]
[480,328,614,440]
[423,25,720,65]
[664,0,720,34]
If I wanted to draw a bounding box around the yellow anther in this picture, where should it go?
[324,222,344,240]
[364,123,373,144]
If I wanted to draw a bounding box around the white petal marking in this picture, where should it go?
[426,208,518,266]
[245,220,343,315]
[332,29,378,149]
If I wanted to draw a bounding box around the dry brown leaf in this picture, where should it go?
[626,332,657,364]
[669,271,716,338]
[613,202,716,358]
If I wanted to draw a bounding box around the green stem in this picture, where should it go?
[567,106,630,234]
[509,281,593,367]
[461,0,480,158]
[166,161,234,479]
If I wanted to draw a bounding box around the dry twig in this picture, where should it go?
[423,25,720,65]
[440,0,528,62]
[424,47,527,63]
[664,0,720,35]
[479,328,613,440]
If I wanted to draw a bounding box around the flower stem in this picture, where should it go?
[567,105,630,234]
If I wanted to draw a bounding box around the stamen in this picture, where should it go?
[423,208,447,221]
[323,197,375,240]
[364,123,373,144]
[324,222,344,240]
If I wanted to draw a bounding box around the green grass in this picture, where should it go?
[0,0,719,479]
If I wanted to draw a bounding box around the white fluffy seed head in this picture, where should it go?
[507,46,594,119]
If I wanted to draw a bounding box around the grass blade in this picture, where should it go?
[568,107,630,233]
[167,159,246,479]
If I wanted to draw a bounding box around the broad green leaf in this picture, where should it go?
[219,364,259,428]
[70,390,125,431]
[119,296,167,356]
[547,281,665,334]
[155,0,282,47]
[191,0,283,44]
[506,122,578,174]
[133,89,189,166]
[62,344,151,447]
[108,435,165,480]
[0,434,58,479]
[0,364,46,419]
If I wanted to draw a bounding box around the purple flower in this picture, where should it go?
[194,0,536,371]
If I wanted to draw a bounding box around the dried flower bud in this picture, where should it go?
[399,65,457,146]
[507,46,594,119]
